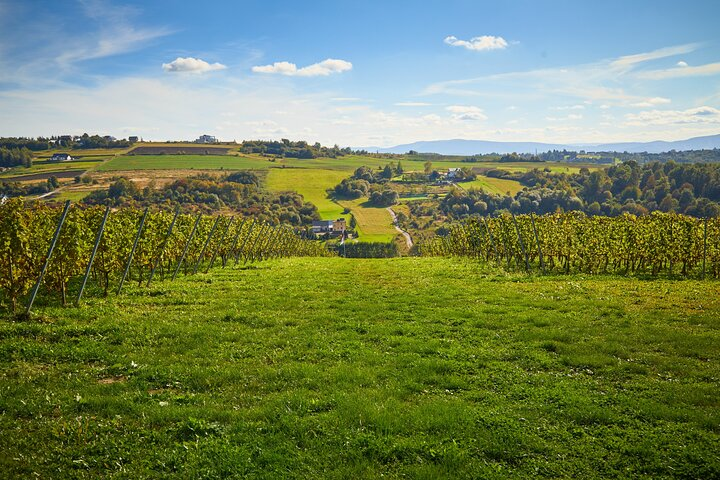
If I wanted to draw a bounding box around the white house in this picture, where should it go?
[50,153,73,162]
[447,168,461,180]
[196,135,218,144]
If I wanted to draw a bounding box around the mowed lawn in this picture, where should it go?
[266,168,348,220]
[1,257,718,478]
[97,154,273,171]
[337,198,398,243]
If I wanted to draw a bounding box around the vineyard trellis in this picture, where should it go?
[420,211,720,278]
[0,199,332,313]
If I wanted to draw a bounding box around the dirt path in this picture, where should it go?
[387,207,413,249]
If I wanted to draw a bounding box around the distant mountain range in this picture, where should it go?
[361,134,720,155]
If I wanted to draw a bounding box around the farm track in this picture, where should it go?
[388,207,413,248]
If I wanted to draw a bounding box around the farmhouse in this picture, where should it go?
[50,153,73,162]
[312,220,334,234]
[196,135,218,144]
[447,168,461,179]
[333,218,347,231]
[312,218,347,237]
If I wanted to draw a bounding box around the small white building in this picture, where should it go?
[50,153,73,162]
[447,168,461,179]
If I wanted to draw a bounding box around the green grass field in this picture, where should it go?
[266,168,348,220]
[0,159,105,179]
[266,168,398,242]
[461,175,525,195]
[97,154,273,172]
[1,257,718,478]
[337,198,398,243]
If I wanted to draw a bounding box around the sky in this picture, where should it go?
[1,0,719,147]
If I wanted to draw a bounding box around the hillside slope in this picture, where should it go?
[1,257,719,478]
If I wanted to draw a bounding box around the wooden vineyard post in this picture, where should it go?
[511,213,530,272]
[530,212,545,274]
[207,217,234,273]
[193,216,220,274]
[702,217,708,279]
[245,223,268,264]
[147,207,180,286]
[172,213,202,281]
[26,200,72,314]
[498,216,513,269]
[224,218,246,267]
[117,207,149,295]
[76,206,111,305]
[234,219,257,265]
[482,217,498,263]
[255,225,276,261]
[668,216,673,277]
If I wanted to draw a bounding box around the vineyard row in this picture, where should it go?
[0,199,332,313]
[420,212,720,278]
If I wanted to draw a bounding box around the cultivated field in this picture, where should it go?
[1,257,718,478]
[97,154,271,171]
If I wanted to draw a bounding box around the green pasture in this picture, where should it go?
[0,159,104,179]
[97,155,272,172]
[266,168,348,220]
[461,175,525,196]
[337,198,398,243]
[1,257,718,478]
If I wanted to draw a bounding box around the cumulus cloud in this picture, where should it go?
[444,35,508,51]
[677,61,688,67]
[252,58,352,77]
[162,57,227,73]
[629,97,671,108]
[446,105,487,121]
[625,106,720,125]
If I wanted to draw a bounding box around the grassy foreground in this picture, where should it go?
[1,257,719,478]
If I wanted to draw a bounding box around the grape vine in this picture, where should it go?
[420,212,720,278]
[0,199,332,312]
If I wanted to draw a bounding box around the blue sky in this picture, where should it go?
[1,0,719,146]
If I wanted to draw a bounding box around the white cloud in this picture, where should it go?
[625,106,720,126]
[395,102,433,107]
[629,97,671,107]
[636,62,720,80]
[609,44,698,70]
[162,57,227,74]
[444,35,508,51]
[252,58,352,77]
[677,61,688,67]
[599,104,611,109]
[446,105,487,121]
[552,104,585,111]
[546,114,583,122]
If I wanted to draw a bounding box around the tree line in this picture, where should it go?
[239,139,356,159]
[82,172,320,227]
[0,147,33,168]
[0,135,131,151]
[441,161,720,219]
